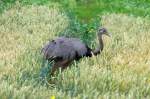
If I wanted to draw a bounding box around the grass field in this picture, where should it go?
[0,1,150,99]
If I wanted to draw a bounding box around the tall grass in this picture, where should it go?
[0,4,69,98]
[0,2,150,99]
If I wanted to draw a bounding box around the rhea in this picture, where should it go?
[41,28,110,75]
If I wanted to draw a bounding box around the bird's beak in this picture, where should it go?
[105,32,112,37]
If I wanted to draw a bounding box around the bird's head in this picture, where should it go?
[98,27,111,37]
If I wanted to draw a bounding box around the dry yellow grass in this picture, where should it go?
[0,4,68,91]
[101,14,150,73]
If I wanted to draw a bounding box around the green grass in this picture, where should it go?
[1,0,150,21]
[53,0,150,22]
[0,1,150,99]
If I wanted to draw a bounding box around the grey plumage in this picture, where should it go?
[41,27,110,75]
[42,37,88,60]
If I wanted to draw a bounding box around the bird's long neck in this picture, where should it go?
[93,34,103,55]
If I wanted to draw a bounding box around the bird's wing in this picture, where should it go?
[52,38,76,60]
[69,38,88,56]
[42,37,88,61]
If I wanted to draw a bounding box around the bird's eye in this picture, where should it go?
[51,40,56,44]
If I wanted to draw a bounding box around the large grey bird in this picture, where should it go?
[41,27,110,75]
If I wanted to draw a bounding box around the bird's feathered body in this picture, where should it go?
[42,37,92,61]
[41,28,110,75]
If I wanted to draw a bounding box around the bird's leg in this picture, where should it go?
[61,60,73,70]
[50,60,72,76]
[50,62,61,76]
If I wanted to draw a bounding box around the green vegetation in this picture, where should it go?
[54,0,150,21]
[0,0,150,98]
